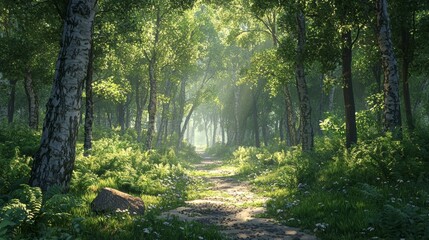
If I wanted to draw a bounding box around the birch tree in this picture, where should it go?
[376,0,402,136]
[29,0,97,192]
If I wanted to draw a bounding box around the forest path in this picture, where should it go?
[161,154,317,240]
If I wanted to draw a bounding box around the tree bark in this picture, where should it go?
[376,0,402,136]
[29,0,97,192]
[295,11,313,151]
[24,71,39,129]
[342,30,357,148]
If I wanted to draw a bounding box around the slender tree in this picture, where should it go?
[376,0,402,136]
[295,10,314,151]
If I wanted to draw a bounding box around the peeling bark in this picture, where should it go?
[29,0,97,192]
[376,0,402,136]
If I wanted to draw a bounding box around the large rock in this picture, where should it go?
[90,187,145,215]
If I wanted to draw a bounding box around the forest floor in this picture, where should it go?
[161,154,317,240]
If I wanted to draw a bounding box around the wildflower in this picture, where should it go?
[143,228,151,233]
[313,222,329,232]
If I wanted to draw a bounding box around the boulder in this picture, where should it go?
[90,187,145,215]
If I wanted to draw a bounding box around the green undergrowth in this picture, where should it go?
[228,130,429,239]
[0,125,226,239]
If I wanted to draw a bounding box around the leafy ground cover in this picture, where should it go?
[2,123,429,239]
[224,130,429,239]
[0,124,225,239]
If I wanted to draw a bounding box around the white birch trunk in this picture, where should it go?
[30,0,97,192]
[376,0,402,134]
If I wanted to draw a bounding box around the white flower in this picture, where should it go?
[143,228,151,233]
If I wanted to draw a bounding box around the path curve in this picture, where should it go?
[162,155,317,240]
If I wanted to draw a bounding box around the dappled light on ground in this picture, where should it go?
[162,154,317,239]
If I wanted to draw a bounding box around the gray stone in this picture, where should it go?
[91,187,145,215]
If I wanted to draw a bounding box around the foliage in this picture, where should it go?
[0,125,227,239]
[228,129,429,239]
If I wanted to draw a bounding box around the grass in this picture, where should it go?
[0,126,228,240]
[226,132,429,239]
[3,123,429,239]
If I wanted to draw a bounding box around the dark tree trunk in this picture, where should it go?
[400,27,414,130]
[261,101,270,146]
[117,103,125,134]
[24,71,39,129]
[252,94,260,147]
[7,79,17,124]
[342,30,357,148]
[212,114,218,146]
[376,0,402,136]
[29,0,97,192]
[295,11,313,151]
[84,37,94,156]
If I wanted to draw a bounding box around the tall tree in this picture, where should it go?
[295,9,314,151]
[30,0,97,192]
[376,0,401,136]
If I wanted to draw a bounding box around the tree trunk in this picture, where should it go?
[261,101,270,146]
[328,86,335,112]
[400,27,414,130]
[7,79,17,124]
[212,114,218,146]
[376,0,402,136]
[204,118,210,147]
[84,37,94,156]
[156,80,172,147]
[117,103,125,134]
[283,85,297,146]
[295,11,313,151]
[342,30,357,148]
[177,104,196,149]
[24,70,39,129]
[146,60,157,149]
[252,94,260,147]
[29,0,97,192]
[145,9,161,150]
[175,77,186,138]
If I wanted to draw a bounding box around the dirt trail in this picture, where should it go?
[162,156,317,240]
